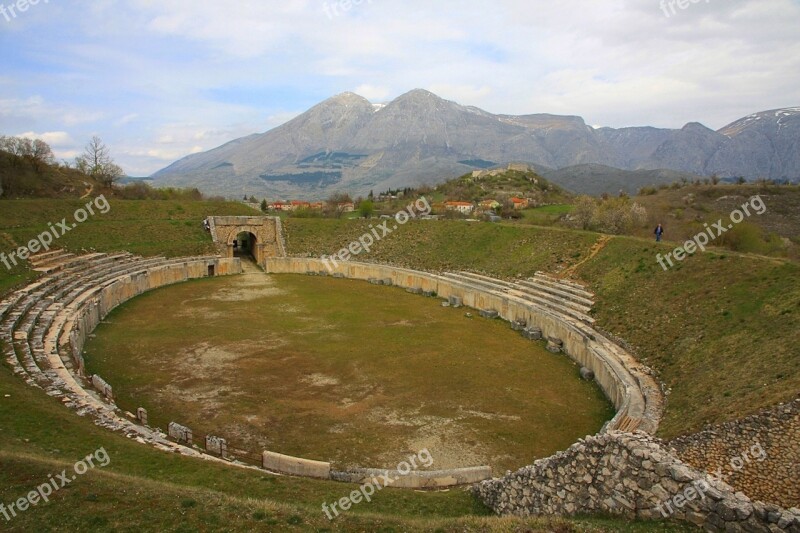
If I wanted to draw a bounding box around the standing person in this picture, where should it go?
[654,223,664,242]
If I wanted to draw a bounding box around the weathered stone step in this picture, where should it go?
[532,272,594,300]
[28,249,69,266]
[457,271,594,314]
[443,272,595,325]
[517,279,595,309]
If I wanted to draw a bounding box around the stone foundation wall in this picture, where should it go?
[332,466,493,489]
[669,398,800,509]
[474,431,800,532]
[262,451,331,479]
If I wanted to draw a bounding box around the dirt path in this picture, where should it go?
[560,234,612,279]
[79,184,94,199]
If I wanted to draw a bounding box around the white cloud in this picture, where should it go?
[354,84,391,101]
[115,113,139,126]
[16,131,75,147]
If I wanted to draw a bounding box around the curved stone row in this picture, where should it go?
[264,257,664,435]
[0,251,248,467]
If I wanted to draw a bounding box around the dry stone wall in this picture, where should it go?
[670,398,800,509]
[474,431,800,532]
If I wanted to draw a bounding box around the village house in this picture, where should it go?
[510,197,529,210]
[479,199,501,212]
[445,201,476,215]
[269,201,292,212]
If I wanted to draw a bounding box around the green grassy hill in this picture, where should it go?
[433,169,573,205]
[1,197,794,531]
[632,183,800,259]
[0,150,107,199]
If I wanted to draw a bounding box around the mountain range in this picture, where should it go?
[152,90,800,198]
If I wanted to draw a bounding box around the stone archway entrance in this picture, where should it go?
[206,216,286,267]
[234,231,258,260]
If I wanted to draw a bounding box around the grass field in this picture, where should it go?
[284,218,599,276]
[83,266,613,473]
[518,204,574,226]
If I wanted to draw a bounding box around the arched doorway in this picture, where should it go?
[206,216,286,268]
[233,231,258,262]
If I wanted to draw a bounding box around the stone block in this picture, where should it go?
[91,374,113,400]
[480,309,500,319]
[580,367,595,381]
[448,295,463,308]
[136,407,148,425]
[523,327,543,340]
[546,341,563,353]
[262,451,330,479]
[168,422,193,445]
[205,435,228,458]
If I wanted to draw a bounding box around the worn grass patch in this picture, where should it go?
[84,268,613,473]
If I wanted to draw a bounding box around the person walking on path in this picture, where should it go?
[654,223,664,242]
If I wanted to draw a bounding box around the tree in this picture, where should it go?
[572,195,597,230]
[260,199,268,212]
[75,136,124,187]
[0,136,55,172]
[325,192,353,218]
[358,200,375,218]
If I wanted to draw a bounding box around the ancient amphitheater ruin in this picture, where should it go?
[1,216,797,532]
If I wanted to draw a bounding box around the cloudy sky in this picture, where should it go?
[1,0,799,176]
